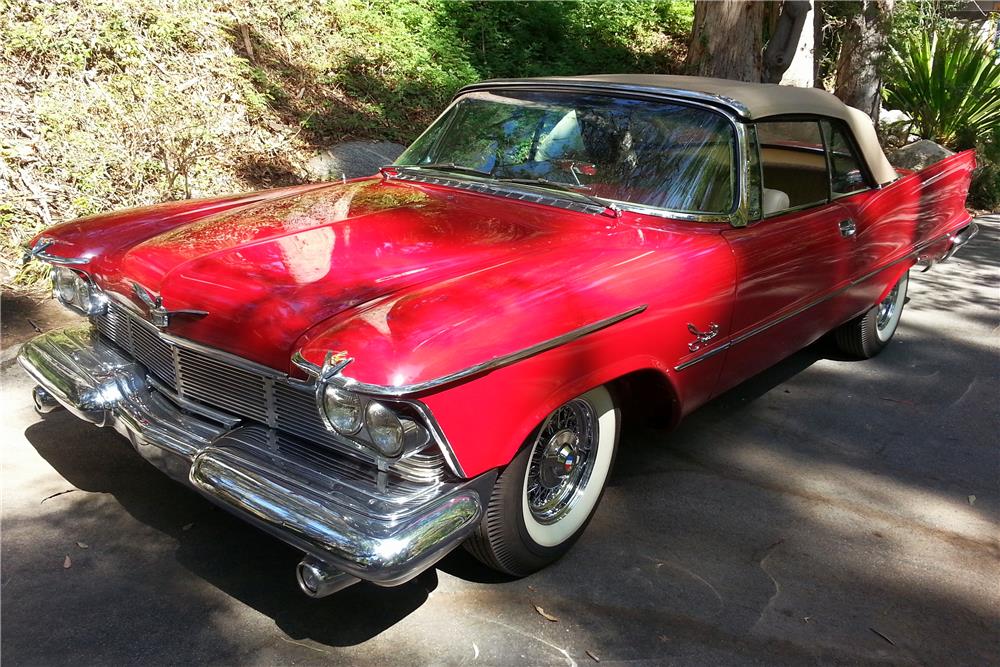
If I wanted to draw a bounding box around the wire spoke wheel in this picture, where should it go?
[525,398,597,524]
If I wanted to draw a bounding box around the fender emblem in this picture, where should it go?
[687,322,720,352]
[132,283,208,329]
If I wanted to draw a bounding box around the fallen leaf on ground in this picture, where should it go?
[870,627,896,646]
[968,495,976,505]
[879,397,915,406]
[40,489,75,504]
[182,523,194,531]
[63,555,72,569]
[533,604,558,622]
[76,542,89,549]
[586,649,600,662]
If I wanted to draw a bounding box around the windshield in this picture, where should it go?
[395,89,737,215]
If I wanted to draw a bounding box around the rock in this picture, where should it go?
[305,141,406,181]
[879,108,910,125]
[888,140,955,172]
[879,108,916,150]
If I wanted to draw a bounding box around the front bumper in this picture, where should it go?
[18,325,492,588]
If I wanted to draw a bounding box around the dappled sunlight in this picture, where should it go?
[3,219,996,663]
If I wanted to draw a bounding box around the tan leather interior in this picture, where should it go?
[760,147,829,211]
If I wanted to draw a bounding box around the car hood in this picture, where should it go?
[95,178,622,370]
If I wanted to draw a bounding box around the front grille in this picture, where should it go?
[93,299,448,483]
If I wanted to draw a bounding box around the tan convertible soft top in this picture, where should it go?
[470,74,899,186]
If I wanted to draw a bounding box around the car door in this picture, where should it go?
[714,118,860,395]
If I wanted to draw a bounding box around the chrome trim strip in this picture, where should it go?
[299,305,648,397]
[673,224,972,371]
[458,79,752,118]
[674,341,731,372]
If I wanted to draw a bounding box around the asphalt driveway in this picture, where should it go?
[2,216,997,665]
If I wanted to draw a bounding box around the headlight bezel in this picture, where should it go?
[50,265,108,316]
[315,379,429,460]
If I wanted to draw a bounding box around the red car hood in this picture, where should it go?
[93,178,619,370]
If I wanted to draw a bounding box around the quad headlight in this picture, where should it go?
[321,385,364,434]
[364,401,405,458]
[51,266,107,315]
[319,384,422,459]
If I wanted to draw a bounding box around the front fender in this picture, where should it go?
[421,339,677,478]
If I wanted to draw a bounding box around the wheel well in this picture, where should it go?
[608,369,680,431]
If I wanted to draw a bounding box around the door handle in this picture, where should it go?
[838,218,857,237]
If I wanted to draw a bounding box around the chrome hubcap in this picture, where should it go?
[527,398,597,524]
[876,283,900,331]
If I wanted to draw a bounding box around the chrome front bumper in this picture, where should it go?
[17,325,492,589]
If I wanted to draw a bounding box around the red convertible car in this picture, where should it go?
[19,75,976,597]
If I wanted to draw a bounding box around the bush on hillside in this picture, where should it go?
[0,0,692,288]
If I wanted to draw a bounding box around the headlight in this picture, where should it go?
[365,401,405,458]
[50,266,107,315]
[321,385,364,434]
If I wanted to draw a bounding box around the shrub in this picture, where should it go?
[884,23,1000,146]
[957,127,1000,212]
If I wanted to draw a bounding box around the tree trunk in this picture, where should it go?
[763,1,814,86]
[833,0,894,120]
[686,0,767,82]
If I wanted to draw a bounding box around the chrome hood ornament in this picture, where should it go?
[132,283,208,329]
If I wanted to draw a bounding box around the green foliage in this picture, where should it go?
[957,127,1000,212]
[883,24,1000,146]
[0,0,692,289]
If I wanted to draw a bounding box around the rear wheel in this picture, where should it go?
[835,271,909,358]
[465,385,619,576]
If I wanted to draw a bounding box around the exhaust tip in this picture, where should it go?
[32,385,62,415]
[296,557,359,598]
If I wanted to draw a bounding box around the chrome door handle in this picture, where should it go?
[838,218,857,237]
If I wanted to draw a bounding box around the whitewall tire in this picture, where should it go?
[465,385,620,576]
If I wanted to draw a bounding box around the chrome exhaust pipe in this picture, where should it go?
[32,385,62,415]
[296,557,360,598]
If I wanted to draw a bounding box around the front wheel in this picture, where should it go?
[835,271,909,358]
[465,385,619,576]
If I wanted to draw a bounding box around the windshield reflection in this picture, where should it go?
[396,90,736,215]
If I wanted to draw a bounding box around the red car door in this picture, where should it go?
[715,200,858,394]
[712,118,862,396]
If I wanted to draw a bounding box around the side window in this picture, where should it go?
[822,120,870,197]
[755,120,829,216]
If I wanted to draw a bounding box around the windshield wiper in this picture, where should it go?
[495,177,621,217]
[403,162,492,177]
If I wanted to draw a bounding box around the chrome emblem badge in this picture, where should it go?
[132,283,208,329]
[687,322,720,352]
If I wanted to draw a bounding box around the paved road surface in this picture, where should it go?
[2,217,997,665]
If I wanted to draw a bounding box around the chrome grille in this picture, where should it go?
[273,382,332,444]
[92,299,449,483]
[176,347,269,422]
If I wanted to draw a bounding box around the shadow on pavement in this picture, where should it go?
[5,217,997,663]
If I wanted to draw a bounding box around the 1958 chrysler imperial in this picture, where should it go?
[19,75,977,597]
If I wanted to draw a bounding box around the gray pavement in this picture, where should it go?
[2,217,998,665]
